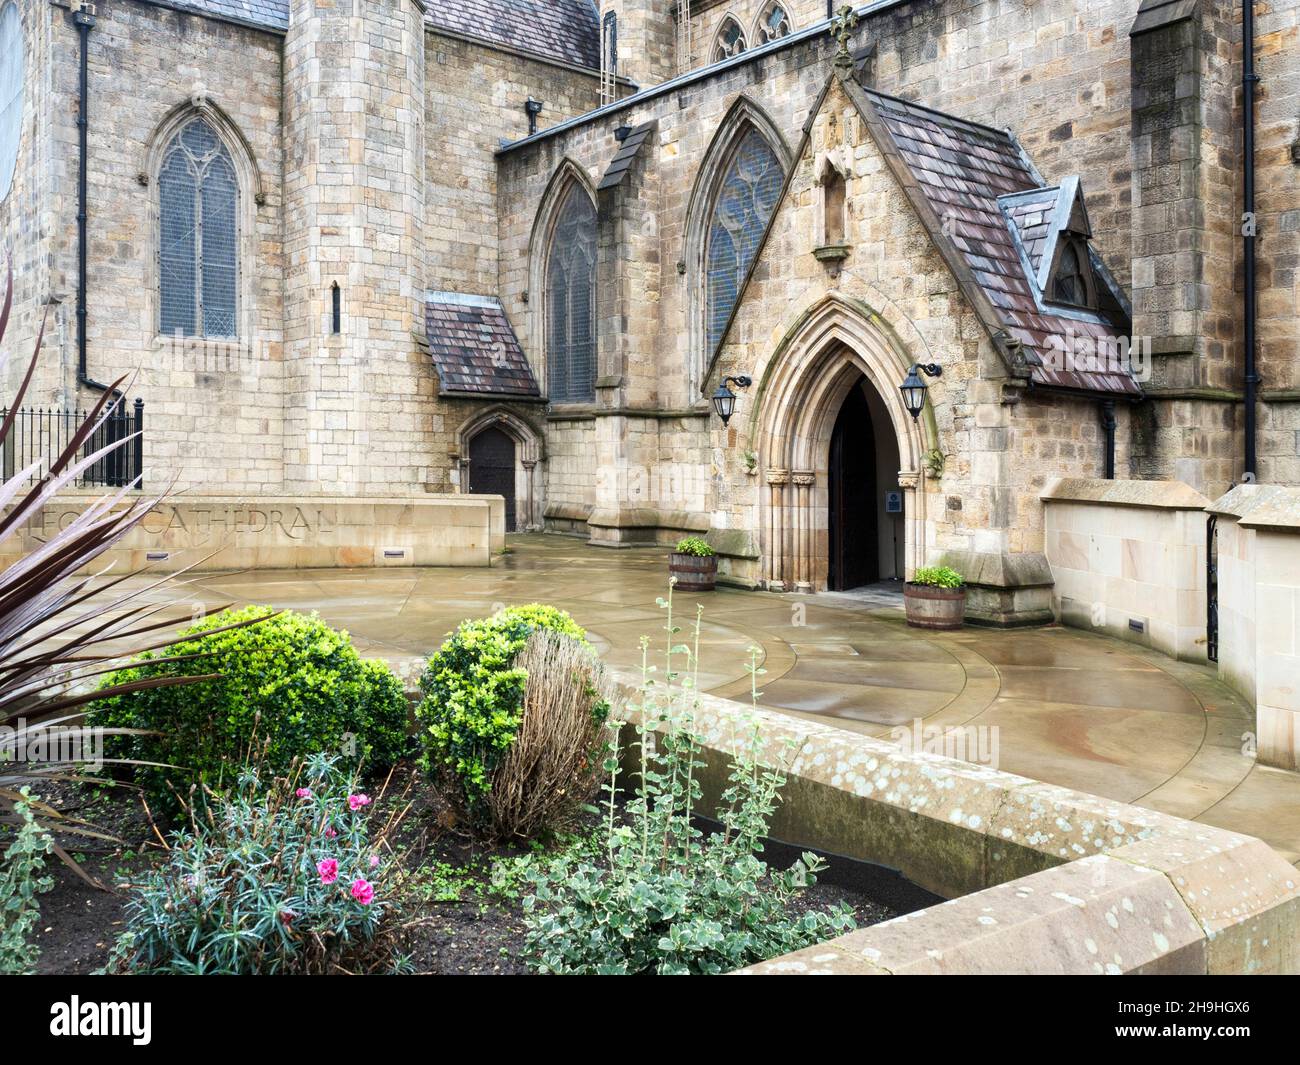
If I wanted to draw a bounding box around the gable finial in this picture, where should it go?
[830,4,859,69]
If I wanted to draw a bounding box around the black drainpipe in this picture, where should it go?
[1100,399,1117,479]
[1242,0,1260,480]
[73,4,113,395]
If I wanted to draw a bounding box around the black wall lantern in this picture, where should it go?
[711,375,753,427]
[900,363,942,421]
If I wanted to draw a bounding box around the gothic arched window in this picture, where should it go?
[545,184,597,403]
[713,17,747,62]
[158,117,239,338]
[755,3,792,44]
[704,128,783,354]
[1051,238,1095,309]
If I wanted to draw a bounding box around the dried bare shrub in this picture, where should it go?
[485,629,612,840]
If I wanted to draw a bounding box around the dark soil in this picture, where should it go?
[27,762,916,975]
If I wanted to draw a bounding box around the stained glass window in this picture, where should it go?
[546,185,597,403]
[756,4,792,44]
[713,17,747,62]
[159,118,239,338]
[705,129,783,354]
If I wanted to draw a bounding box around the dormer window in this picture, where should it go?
[713,17,747,62]
[1050,237,1096,309]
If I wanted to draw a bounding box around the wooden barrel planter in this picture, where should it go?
[669,552,718,591]
[903,583,967,630]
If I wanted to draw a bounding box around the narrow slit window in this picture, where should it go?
[331,282,342,334]
[823,169,846,246]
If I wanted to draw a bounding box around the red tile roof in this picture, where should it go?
[859,87,1141,397]
[425,293,541,397]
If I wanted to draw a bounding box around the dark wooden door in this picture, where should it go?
[468,426,517,532]
[827,383,879,590]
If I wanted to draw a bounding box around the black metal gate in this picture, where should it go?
[1,399,145,488]
[1206,513,1219,663]
[468,426,516,532]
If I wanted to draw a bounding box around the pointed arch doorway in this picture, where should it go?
[753,295,933,594]
[827,375,903,591]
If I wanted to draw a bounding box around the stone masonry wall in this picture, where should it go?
[498,0,1140,565]
[282,0,428,496]
[0,0,57,405]
[424,30,605,297]
[3,0,286,493]
[1255,0,1300,486]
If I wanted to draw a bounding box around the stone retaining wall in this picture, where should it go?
[1042,477,1300,772]
[3,493,505,573]
[610,677,1300,975]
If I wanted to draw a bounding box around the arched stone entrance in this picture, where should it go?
[828,376,903,590]
[752,295,936,593]
[454,407,544,532]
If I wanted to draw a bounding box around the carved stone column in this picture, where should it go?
[521,459,537,530]
[792,471,815,592]
[897,469,920,578]
[765,468,789,591]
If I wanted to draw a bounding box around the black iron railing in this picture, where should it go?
[1,398,144,489]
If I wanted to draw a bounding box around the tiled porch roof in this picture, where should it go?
[858,87,1141,398]
[425,292,541,398]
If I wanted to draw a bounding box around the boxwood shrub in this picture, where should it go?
[95,607,409,812]
[415,605,599,827]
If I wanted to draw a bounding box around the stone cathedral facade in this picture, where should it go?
[0,0,1296,623]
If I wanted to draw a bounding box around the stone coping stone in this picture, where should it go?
[1208,484,1300,533]
[934,548,1054,590]
[737,855,1207,975]
[1041,477,1211,511]
[609,677,1300,974]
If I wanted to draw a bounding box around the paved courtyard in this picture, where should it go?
[173,534,1300,867]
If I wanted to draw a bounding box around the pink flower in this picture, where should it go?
[368,854,380,869]
[317,858,339,885]
[295,787,312,800]
[323,826,338,839]
[347,793,371,811]
[350,878,375,905]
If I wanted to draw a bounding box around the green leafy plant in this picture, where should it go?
[673,536,715,558]
[910,565,964,589]
[415,605,609,837]
[520,587,856,975]
[0,789,55,975]
[103,754,408,975]
[94,607,409,813]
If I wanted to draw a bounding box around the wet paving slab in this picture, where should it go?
[172,533,1299,867]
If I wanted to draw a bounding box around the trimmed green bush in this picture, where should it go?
[95,607,409,811]
[415,605,605,829]
[910,565,964,589]
[674,536,715,557]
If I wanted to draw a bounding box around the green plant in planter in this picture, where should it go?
[674,536,715,558]
[910,565,964,589]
